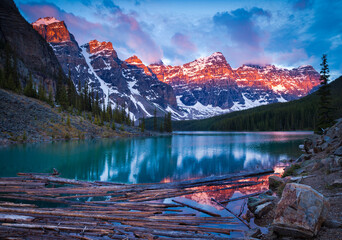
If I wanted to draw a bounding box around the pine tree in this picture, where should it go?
[56,68,64,104]
[0,68,4,88]
[47,90,54,106]
[140,116,145,132]
[12,54,21,93]
[66,115,71,127]
[164,114,167,132]
[59,85,68,109]
[24,74,36,98]
[38,83,46,101]
[165,112,172,132]
[67,69,76,107]
[316,54,334,134]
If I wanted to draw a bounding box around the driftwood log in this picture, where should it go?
[0,169,273,239]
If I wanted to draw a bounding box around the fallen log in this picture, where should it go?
[220,191,266,204]
[16,174,92,186]
[211,198,251,229]
[0,214,34,222]
[2,223,112,234]
[172,199,221,217]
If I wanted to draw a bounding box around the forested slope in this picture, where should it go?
[171,76,342,131]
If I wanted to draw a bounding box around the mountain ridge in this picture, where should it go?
[32,17,179,121]
[31,16,320,121]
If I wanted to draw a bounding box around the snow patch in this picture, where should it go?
[33,17,61,26]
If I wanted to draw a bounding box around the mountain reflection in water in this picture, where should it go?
[0,131,311,184]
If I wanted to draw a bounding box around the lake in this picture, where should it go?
[0,131,311,183]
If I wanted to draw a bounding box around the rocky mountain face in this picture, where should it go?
[32,17,97,92]
[31,15,320,121]
[32,17,178,121]
[149,53,321,119]
[0,1,63,92]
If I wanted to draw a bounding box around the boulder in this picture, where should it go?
[321,157,333,169]
[323,219,342,228]
[329,179,342,188]
[334,156,342,167]
[311,161,324,171]
[323,135,332,144]
[273,183,329,238]
[245,227,262,239]
[295,154,311,163]
[321,142,329,151]
[334,146,342,156]
[248,194,276,212]
[254,201,275,218]
[268,175,285,192]
[304,138,313,154]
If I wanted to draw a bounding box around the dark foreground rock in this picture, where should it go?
[272,183,329,238]
[247,192,277,219]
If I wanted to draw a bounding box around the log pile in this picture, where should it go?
[0,169,273,239]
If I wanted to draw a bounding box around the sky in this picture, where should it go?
[14,0,342,79]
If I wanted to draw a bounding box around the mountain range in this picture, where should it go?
[31,17,320,121]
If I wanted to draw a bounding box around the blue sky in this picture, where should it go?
[15,0,342,79]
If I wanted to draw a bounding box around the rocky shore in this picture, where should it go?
[0,89,159,146]
[244,119,342,239]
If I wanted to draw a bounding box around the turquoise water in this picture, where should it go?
[0,131,311,183]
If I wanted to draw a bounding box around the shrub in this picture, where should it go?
[282,164,301,177]
[22,131,27,142]
[64,133,71,140]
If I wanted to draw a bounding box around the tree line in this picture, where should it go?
[0,42,175,133]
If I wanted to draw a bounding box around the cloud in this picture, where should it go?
[19,1,162,64]
[292,0,314,10]
[213,7,271,50]
[171,33,197,55]
[109,11,163,63]
[210,7,271,67]
[273,48,312,66]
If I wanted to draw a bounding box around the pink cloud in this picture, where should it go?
[273,48,312,67]
[109,11,163,63]
[171,33,197,55]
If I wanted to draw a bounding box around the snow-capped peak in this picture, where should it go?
[32,17,61,26]
[187,52,228,70]
[199,52,226,63]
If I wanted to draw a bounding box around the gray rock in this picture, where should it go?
[323,219,342,228]
[245,227,262,238]
[304,138,313,154]
[311,161,324,171]
[323,135,332,143]
[248,194,276,212]
[321,157,333,169]
[321,142,329,151]
[334,156,342,167]
[329,179,342,188]
[254,201,274,218]
[335,146,342,156]
[273,183,329,238]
